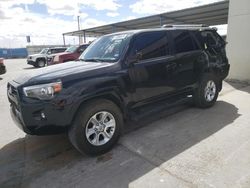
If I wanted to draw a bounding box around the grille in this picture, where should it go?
[8,84,18,96]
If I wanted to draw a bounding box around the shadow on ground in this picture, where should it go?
[225,80,250,94]
[0,101,240,188]
[23,67,37,70]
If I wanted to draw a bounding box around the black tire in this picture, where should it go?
[68,99,123,156]
[193,73,220,108]
[36,59,46,68]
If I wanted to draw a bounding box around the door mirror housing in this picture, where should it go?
[135,52,143,61]
[127,51,143,66]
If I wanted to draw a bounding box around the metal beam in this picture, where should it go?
[83,31,86,43]
[62,34,65,46]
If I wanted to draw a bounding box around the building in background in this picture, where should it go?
[227,0,250,82]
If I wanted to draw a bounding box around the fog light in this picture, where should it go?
[41,112,46,119]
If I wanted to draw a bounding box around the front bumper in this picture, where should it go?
[27,59,36,66]
[8,83,71,135]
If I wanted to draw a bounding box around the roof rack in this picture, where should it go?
[162,24,209,28]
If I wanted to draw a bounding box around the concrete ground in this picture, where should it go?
[0,59,250,188]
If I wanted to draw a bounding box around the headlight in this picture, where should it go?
[23,81,62,100]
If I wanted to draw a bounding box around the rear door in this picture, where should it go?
[169,30,202,89]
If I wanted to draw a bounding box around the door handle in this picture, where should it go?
[166,62,177,71]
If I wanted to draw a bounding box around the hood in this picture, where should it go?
[13,61,115,85]
[47,52,70,58]
[29,53,46,58]
[55,51,72,57]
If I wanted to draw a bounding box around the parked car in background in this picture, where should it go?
[27,47,67,68]
[7,25,229,155]
[0,58,6,75]
[48,44,88,65]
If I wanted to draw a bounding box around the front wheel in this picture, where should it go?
[68,99,123,155]
[36,59,46,68]
[193,74,220,108]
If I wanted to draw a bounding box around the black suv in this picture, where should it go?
[8,25,230,155]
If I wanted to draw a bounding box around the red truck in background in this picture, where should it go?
[48,44,89,65]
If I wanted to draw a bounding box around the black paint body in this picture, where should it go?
[7,28,230,135]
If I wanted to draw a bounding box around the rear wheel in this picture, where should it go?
[193,74,220,108]
[68,99,123,155]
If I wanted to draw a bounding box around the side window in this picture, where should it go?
[201,31,217,47]
[132,31,169,61]
[201,31,225,48]
[50,49,58,54]
[56,49,66,53]
[47,49,52,54]
[78,46,87,53]
[172,31,198,53]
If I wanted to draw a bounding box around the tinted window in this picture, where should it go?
[172,31,197,53]
[51,49,61,54]
[78,45,88,53]
[132,31,169,60]
[56,48,66,53]
[201,31,225,47]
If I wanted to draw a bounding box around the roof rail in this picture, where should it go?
[162,24,209,28]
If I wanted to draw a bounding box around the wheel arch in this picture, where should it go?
[69,92,127,128]
[202,66,223,91]
[36,57,46,62]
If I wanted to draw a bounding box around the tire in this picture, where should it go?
[68,99,123,155]
[193,73,220,108]
[36,59,46,68]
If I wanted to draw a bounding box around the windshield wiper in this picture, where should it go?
[80,58,104,62]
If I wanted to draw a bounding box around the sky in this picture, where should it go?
[0,0,227,48]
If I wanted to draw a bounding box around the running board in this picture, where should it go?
[130,95,192,121]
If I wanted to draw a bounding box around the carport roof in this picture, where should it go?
[63,0,229,38]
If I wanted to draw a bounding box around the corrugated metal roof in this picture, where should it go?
[63,0,229,38]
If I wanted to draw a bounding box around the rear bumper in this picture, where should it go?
[220,63,230,80]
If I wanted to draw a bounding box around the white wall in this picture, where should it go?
[227,0,250,82]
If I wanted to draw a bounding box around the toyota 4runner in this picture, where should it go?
[8,25,230,155]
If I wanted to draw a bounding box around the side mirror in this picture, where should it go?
[135,52,143,61]
[127,51,143,66]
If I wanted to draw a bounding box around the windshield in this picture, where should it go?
[40,48,48,54]
[66,46,78,53]
[79,33,132,62]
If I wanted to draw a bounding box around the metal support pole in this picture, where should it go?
[159,16,163,26]
[63,34,65,46]
[77,16,81,44]
[112,25,116,33]
[83,31,86,43]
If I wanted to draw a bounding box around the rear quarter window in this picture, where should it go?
[171,30,199,53]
